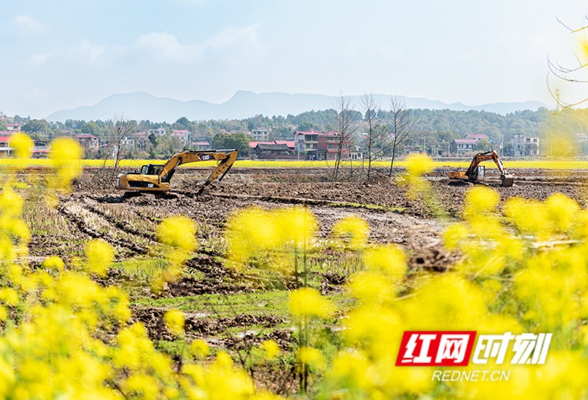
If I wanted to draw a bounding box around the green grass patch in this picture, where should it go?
[135,290,354,319]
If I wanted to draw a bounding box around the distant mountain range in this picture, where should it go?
[46,91,549,122]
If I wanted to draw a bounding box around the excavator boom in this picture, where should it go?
[116,149,238,193]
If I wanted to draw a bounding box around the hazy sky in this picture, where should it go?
[1,0,587,118]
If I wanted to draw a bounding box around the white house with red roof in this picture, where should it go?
[171,129,191,144]
[0,136,11,154]
[6,124,22,132]
[450,139,477,154]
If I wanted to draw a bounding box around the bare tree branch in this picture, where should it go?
[388,96,416,177]
[333,93,358,180]
[548,17,588,108]
[360,93,384,180]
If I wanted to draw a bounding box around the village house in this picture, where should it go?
[250,127,270,142]
[192,141,212,151]
[132,132,150,150]
[248,140,295,159]
[450,139,477,154]
[317,131,350,161]
[74,133,99,152]
[294,130,319,159]
[148,127,167,136]
[512,134,540,156]
[0,137,11,155]
[171,129,191,145]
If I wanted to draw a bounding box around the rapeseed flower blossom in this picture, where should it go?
[164,309,185,336]
[9,133,33,170]
[190,338,209,358]
[261,339,281,359]
[85,239,114,277]
[332,215,369,250]
[288,287,334,322]
[49,137,84,192]
[401,153,435,197]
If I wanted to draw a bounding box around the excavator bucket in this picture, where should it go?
[500,174,514,187]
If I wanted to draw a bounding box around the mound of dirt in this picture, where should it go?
[364,173,393,185]
[409,245,462,272]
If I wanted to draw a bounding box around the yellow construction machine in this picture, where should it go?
[449,150,514,187]
[116,149,238,195]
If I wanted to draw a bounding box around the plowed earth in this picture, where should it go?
[25,165,587,391]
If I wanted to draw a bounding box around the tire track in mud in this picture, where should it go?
[60,195,256,296]
[211,192,400,213]
[84,201,159,243]
[58,198,149,256]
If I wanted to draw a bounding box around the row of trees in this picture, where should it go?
[7,104,588,161]
[332,94,416,179]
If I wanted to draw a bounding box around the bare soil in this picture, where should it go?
[23,165,588,393]
[51,167,588,276]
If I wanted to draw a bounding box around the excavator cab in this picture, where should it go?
[138,164,174,183]
[140,164,163,176]
[469,165,485,181]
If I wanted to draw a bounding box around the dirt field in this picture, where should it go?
[22,165,588,393]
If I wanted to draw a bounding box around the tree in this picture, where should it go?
[473,138,491,152]
[0,120,6,131]
[212,133,250,156]
[547,18,588,108]
[360,93,383,179]
[333,94,358,180]
[80,122,102,136]
[388,97,416,177]
[107,115,136,171]
[22,119,49,135]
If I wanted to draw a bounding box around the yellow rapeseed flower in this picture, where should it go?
[463,185,500,219]
[43,255,65,271]
[0,288,19,307]
[164,309,185,336]
[9,133,33,159]
[405,153,435,177]
[9,133,33,171]
[274,206,317,246]
[545,192,580,232]
[261,340,281,359]
[190,339,209,358]
[296,347,325,370]
[157,216,198,252]
[49,137,84,191]
[362,244,406,279]
[85,239,114,277]
[288,287,334,321]
[332,215,370,250]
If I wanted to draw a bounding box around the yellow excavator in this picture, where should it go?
[449,150,514,187]
[116,149,238,195]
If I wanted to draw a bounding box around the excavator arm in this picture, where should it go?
[116,149,239,193]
